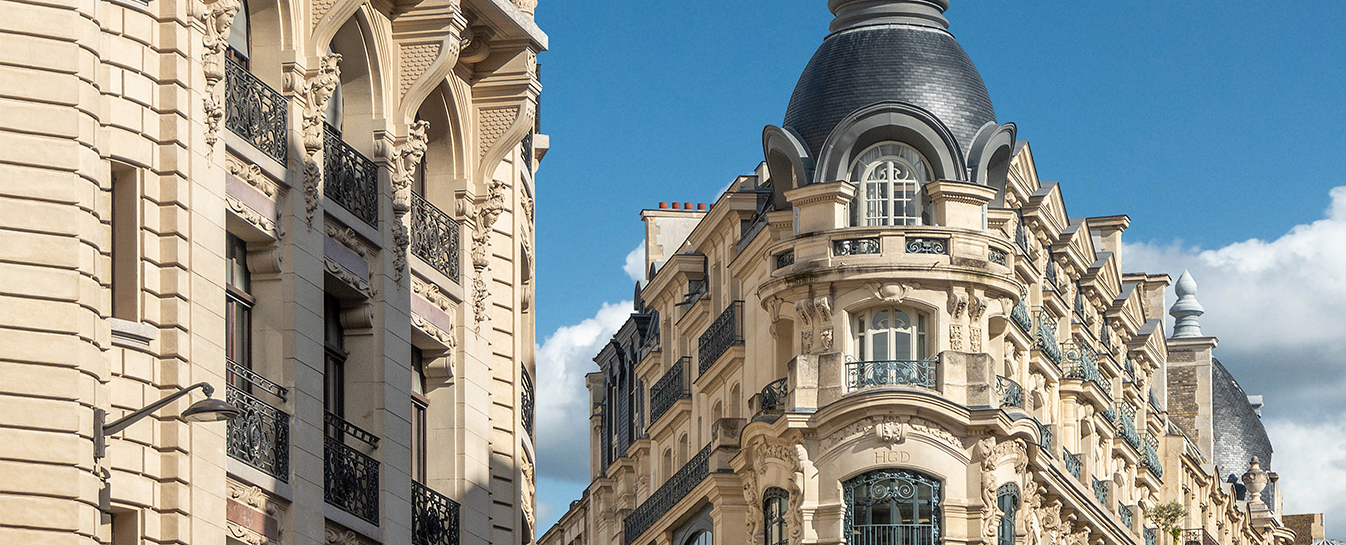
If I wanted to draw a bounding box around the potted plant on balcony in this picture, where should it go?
[1143,501,1188,545]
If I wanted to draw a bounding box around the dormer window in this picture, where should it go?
[849,142,932,226]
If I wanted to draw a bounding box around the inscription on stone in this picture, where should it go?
[874,449,912,464]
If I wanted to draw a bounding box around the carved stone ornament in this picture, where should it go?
[390,120,430,281]
[950,324,964,351]
[228,196,277,236]
[767,297,783,337]
[325,224,367,257]
[794,293,833,355]
[867,282,914,304]
[200,0,241,157]
[469,180,507,329]
[875,420,907,445]
[970,325,983,353]
[227,157,279,198]
[820,415,961,453]
[227,521,267,545]
[411,314,454,346]
[948,291,968,318]
[302,54,342,227]
[521,459,537,530]
[1243,457,1269,505]
[227,482,274,514]
[741,469,763,545]
[324,257,372,297]
[968,292,987,320]
[977,437,1029,545]
[413,277,455,311]
[325,528,365,545]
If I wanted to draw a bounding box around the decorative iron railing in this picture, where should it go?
[326,411,380,446]
[226,383,290,481]
[1184,528,1219,545]
[325,434,380,524]
[411,193,461,284]
[1074,286,1086,322]
[413,481,460,545]
[1100,324,1113,353]
[1145,528,1159,545]
[1062,342,1110,396]
[521,366,535,439]
[228,360,288,398]
[996,375,1024,408]
[224,57,288,163]
[624,443,712,544]
[846,359,938,391]
[650,357,690,424]
[1045,259,1059,288]
[1113,403,1140,450]
[775,251,795,269]
[906,237,947,255]
[1039,422,1053,456]
[323,124,379,227]
[1141,433,1163,477]
[1015,219,1029,255]
[1120,503,1134,529]
[1092,478,1109,505]
[834,237,880,256]
[1011,293,1033,333]
[698,301,744,374]
[1063,449,1082,480]
[1033,310,1062,368]
[989,247,1008,266]
[759,378,788,413]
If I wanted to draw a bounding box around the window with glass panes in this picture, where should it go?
[849,142,932,227]
[853,307,928,362]
[411,348,428,483]
[844,469,941,545]
[225,235,254,390]
[323,295,346,437]
[997,483,1019,545]
[764,487,789,545]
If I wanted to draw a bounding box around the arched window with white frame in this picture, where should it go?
[853,306,929,362]
[849,142,933,227]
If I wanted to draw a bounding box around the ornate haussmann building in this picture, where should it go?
[0,0,545,543]
[541,2,1323,545]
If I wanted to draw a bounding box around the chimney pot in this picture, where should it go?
[672,203,681,210]
[684,202,693,210]
[697,203,707,211]
[659,202,668,209]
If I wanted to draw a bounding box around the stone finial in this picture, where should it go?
[829,0,950,32]
[1169,270,1205,338]
[1243,456,1269,505]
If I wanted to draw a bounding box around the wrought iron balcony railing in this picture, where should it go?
[412,481,460,545]
[1063,449,1082,481]
[325,433,380,524]
[225,57,288,163]
[988,246,1008,266]
[1141,433,1163,477]
[1119,503,1134,529]
[775,251,795,269]
[411,193,461,284]
[1038,421,1053,456]
[1113,403,1141,450]
[996,376,1024,408]
[323,124,379,227]
[624,443,712,544]
[1062,342,1110,396]
[1092,478,1109,505]
[225,364,289,481]
[1045,260,1059,288]
[846,359,938,391]
[698,301,744,374]
[650,357,690,424]
[906,237,947,255]
[759,377,788,413]
[1145,528,1159,545]
[1033,309,1062,368]
[1015,219,1029,255]
[521,366,535,439]
[1011,293,1033,334]
[834,237,880,256]
[1184,528,1219,545]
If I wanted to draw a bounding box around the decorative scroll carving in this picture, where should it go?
[227,521,267,545]
[468,180,506,328]
[325,224,367,257]
[227,482,274,514]
[521,459,537,532]
[413,277,455,311]
[324,257,372,297]
[741,469,763,545]
[458,26,493,65]
[971,326,983,353]
[977,437,1029,545]
[866,282,914,304]
[948,291,968,318]
[390,120,430,281]
[201,0,240,156]
[227,157,279,198]
[514,0,536,17]
[228,197,277,235]
[820,415,961,453]
[411,314,454,345]
[325,528,365,545]
[950,324,964,351]
[302,54,342,227]
[794,293,833,355]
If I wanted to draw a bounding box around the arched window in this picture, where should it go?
[684,530,712,545]
[844,469,941,545]
[849,142,932,227]
[225,0,251,67]
[763,487,789,545]
[997,483,1020,545]
[853,307,929,362]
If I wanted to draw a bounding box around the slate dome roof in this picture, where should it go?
[783,19,996,158]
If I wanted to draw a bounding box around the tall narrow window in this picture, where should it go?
[853,307,929,362]
[997,483,1020,545]
[764,487,789,545]
[849,142,932,227]
[324,295,346,437]
[411,348,428,483]
[844,468,941,545]
[224,0,251,68]
[110,163,140,320]
[225,235,254,391]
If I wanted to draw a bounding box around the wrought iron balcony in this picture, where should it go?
[988,246,1008,266]
[834,237,880,256]
[759,377,788,413]
[1038,421,1053,456]
[1045,259,1059,288]
[323,124,379,227]
[775,251,795,269]
[905,237,947,255]
[225,57,288,163]
[411,193,461,284]
[1113,403,1141,450]
[996,376,1023,408]
[412,481,460,545]
[1062,342,1110,396]
[1063,449,1082,481]
[1074,287,1086,322]
[846,359,937,391]
[1119,503,1134,529]
[650,357,690,424]
[1184,528,1219,545]
[324,413,380,524]
[1015,219,1029,254]
[624,443,712,544]
[521,366,535,439]
[1033,310,1062,368]
[1141,433,1163,477]
[1092,478,1109,505]
[225,362,289,481]
[1145,528,1159,545]
[698,301,744,374]
[1011,293,1033,334]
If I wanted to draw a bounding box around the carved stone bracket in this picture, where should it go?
[794,292,833,355]
[227,157,281,198]
[388,120,429,281]
[467,180,506,331]
[301,54,342,227]
[201,0,241,157]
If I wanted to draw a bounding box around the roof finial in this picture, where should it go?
[829,0,950,32]
[1170,270,1205,338]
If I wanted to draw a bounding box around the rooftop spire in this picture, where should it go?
[829,0,950,32]
[1170,270,1205,338]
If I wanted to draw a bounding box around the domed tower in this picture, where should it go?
[764,0,1017,213]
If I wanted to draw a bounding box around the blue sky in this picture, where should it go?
[527,0,1346,536]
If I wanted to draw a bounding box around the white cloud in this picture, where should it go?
[1122,186,1346,537]
[623,244,645,283]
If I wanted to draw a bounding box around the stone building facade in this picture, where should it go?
[540,2,1312,545]
[0,0,545,543]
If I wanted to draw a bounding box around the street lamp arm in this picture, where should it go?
[102,382,214,436]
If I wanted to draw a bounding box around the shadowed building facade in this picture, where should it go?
[0,0,546,543]
[540,2,1314,545]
